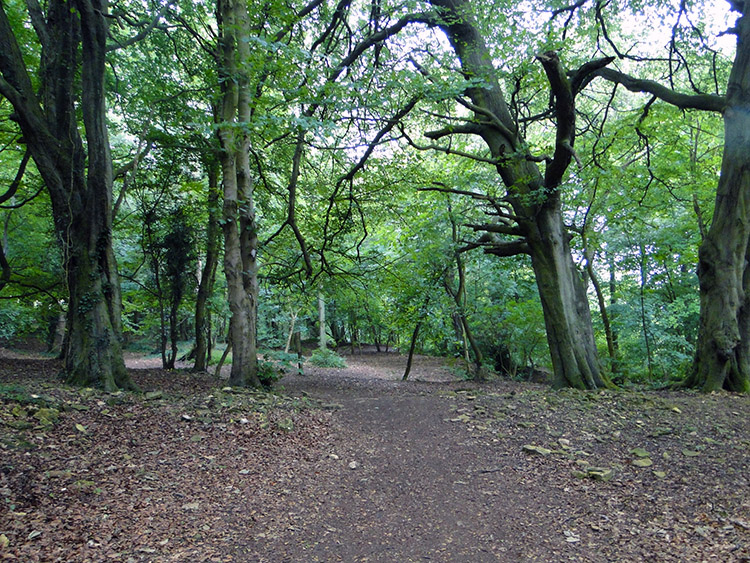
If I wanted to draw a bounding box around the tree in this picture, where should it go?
[0,0,137,390]
[414,0,613,389]
[216,0,261,387]
[587,3,746,392]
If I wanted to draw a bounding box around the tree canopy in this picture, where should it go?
[0,0,745,392]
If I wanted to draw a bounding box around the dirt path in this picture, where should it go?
[253,374,536,562]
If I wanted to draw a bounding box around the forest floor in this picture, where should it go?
[0,347,749,562]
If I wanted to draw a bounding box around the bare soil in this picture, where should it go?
[0,348,749,562]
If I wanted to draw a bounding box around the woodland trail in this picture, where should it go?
[240,353,750,562]
[253,371,542,562]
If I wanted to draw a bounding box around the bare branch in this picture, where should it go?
[424,123,484,139]
[466,222,523,237]
[0,149,30,205]
[402,129,502,165]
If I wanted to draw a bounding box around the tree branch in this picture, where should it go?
[466,222,523,237]
[25,0,50,51]
[0,149,30,205]
[424,123,485,139]
[593,68,726,112]
[107,2,173,52]
[537,51,577,189]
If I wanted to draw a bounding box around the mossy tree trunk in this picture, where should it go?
[687,5,750,392]
[0,0,135,391]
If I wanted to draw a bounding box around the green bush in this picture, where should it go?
[309,348,347,368]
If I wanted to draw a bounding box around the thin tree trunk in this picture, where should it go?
[638,242,653,380]
[215,338,232,379]
[582,234,617,371]
[402,320,422,381]
[318,288,326,350]
[193,158,221,372]
[284,308,299,354]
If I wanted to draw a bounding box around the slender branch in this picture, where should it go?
[25,0,50,51]
[107,2,173,52]
[403,129,502,165]
[424,123,484,139]
[466,222,523,237]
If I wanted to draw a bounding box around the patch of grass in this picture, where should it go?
[309,348,347,368]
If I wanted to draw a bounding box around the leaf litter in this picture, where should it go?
[0,351,749,562]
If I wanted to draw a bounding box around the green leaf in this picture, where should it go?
[631,458,653,467]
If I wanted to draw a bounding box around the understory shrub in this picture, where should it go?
[309,348,347,368]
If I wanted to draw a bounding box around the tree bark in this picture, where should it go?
[216,0,260,387]
[428,0,610,389]
[0,0,135,391]
[193,158,221,372]
[685,5,750,393]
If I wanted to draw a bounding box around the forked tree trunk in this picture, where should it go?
[428,0,610,389]
[217,0,260,387]
[526,207,606,389]
[0,0,135,391]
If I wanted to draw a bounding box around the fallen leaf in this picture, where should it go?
[586,467,614,481]
[522,445,552,456]
[629,447,650,458]
[682,449,701,457]
[75,423,87,433]
[631,458,653,467]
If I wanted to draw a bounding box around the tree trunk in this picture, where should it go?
[0,0,135,391]
[402,319,423,381]
[318,289,327,350]
[582,235,617,373]
[526,207,608,389]
[687,5,750,393]
[217,0,260,387]
[193,159,221,372]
